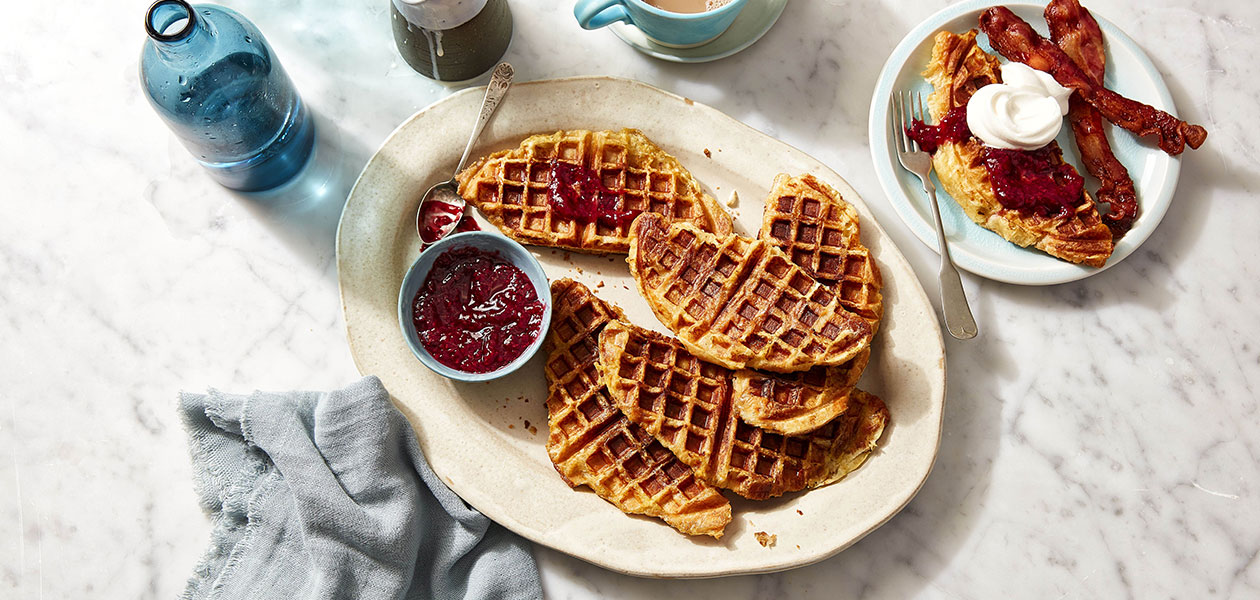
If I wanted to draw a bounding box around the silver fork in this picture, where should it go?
[892,91,978,340]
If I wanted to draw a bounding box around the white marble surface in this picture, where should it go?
[2,0,1258,597]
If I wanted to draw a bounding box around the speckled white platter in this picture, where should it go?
[337,76,945,578]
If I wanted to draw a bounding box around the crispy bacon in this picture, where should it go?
[1046,0,1138,237]
[980,6,1207,155]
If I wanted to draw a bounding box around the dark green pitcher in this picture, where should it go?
[391,0,513,82]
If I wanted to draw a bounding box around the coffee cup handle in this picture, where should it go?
[574,0,632,30]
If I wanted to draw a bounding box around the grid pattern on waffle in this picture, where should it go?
[731,347,871,435]
[759,174,884,330]
[599,320,888,500]
[457,129,732,254]
[544,279,730,537]
[631,213,872,373]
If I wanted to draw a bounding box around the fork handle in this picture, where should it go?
[923,183,979,340]
[938,259,978,339]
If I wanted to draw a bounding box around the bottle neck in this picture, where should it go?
[145,0,212,56]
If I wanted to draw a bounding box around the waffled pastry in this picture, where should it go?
[730,348,869,435]
[759,174,883,331]
[544,279,731,538]
[456,129,733,254]
[629,213,872,373]
[923,30,1113,267]
[748,174,881,434]
[597,320,888,500]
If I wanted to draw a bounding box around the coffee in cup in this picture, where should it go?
[574,0,749,48]
[643,0,732,13]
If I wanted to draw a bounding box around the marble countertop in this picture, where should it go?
[3,0,1258,597]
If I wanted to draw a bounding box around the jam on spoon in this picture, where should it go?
[418,200,479,249]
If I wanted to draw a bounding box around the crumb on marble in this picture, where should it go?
[529,426,538,435]
[684,98,694,105]
[704,148,712,158]
[754,532,777,548]
[725,190,739,208]
[508,424,514,429]
[796,510,803,516]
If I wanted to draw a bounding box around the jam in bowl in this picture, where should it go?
[398,231,552,381]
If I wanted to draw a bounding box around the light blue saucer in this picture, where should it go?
[868,0,1182,285]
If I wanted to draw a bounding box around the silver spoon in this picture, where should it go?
[416,62,514,244]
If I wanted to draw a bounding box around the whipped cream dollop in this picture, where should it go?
[966,62,1073,151]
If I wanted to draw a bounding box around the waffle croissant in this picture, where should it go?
[629,212,872,374]
[730,348,869,435]
[456,129,733,254]
[598,319,888,500]
[544,279,731,538]
[745,174,881,434]
[924,30,1113,267]
[759,174,883,331]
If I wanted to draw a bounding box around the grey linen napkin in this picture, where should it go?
[178,376,542,600]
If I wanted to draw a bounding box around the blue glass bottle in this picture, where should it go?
[140,0,314,192]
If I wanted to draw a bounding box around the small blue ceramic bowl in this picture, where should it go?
[574,0,749,48]
[398,231,552,382]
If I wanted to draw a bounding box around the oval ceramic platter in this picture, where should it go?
[337,76,945,578]
[868,0,1181,285]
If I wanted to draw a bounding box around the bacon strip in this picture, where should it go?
[980,6,1207,156]
[1046,0,1138,237]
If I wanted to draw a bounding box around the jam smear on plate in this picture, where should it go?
[546,158,640,228]
[412,246,544,374]
[906,107,1083,217]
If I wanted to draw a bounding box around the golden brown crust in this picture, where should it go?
[628,213,872,373]
[759,174,883,332]
[544,279,731,538]
[924,30,1114,267]
[456,129,732,254]
[597,319,888,500]
[730,348,870,435]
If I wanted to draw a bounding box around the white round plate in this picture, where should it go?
[868,0,1182,285]
[609,0,787,63]
[338,76,945,578]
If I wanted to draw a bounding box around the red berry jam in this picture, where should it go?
[905,106,972,154]
[981,145,1083,217]
[411,246,545,374]
[418,200,480,247]
[907,106,1083,217]
[546,159,640,228]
